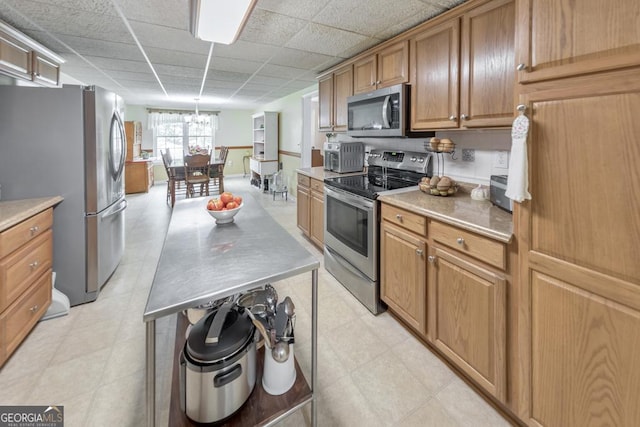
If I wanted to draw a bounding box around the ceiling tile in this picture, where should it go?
[117,0,189,29]
[212,41,281,63]
[239,9,308,47]
[256,0,331,20]
[269,47,336,70]
[131,21,210,55]
[285,22,368,57]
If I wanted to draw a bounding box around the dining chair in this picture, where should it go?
[161,150,186,207]
[184,153,211,198]
[209,146,229,194]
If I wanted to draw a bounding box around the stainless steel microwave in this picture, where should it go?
[347,84,406,137]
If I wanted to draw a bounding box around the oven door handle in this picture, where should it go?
[325,246,374,282]
[325,186,374,211]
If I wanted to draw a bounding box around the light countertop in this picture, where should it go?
[0,196,64,232]
[378,187,513,242]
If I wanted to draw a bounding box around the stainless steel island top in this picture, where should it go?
[144,194,319,427]
[144,195,320,321]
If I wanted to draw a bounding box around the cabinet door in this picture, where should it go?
[309,191,324,248]
[333,65,353,131]
[32,52,60,87]
[296,185,310,236]
[459,0,515,127]
[353,55,376,94]
[430,247,506,401]
[411,19,460,130]
[516,0,640,83]
[377,40,409,89]
[0,32,31,80]
[381,222,427,335]
[318,74,334,131]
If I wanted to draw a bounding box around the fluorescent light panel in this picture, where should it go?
[191,0,257,45]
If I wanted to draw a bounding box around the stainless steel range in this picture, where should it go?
[323,149,432,314]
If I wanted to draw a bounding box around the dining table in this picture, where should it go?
[167,156,225,206]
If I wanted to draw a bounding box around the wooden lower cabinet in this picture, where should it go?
[125,160,154,194]
[429,246,507,401]
[296,173,324,249]
[380,221,427,335]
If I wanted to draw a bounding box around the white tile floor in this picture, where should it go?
[0,176,511,427]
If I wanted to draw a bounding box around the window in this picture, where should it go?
[149,111,218,159]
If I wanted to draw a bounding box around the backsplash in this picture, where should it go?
[339,129,511,185]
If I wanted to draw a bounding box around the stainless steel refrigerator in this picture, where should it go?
[0,84,127,306]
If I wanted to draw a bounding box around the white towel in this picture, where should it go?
[505,113,531,203]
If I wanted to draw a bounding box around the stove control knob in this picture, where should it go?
[410,157,417,162]
[418,158,425,163]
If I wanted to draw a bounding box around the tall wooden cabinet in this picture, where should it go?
[516,0,640,425]
[124,121,153,194]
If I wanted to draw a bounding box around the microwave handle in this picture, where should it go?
[381,95,391,129]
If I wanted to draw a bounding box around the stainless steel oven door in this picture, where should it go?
[324,186,377,280]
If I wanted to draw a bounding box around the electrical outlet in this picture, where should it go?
[461,149,475,162]
[493,151,509,168]
[227,160,233,166]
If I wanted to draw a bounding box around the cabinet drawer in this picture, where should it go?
[310,178,324,193]
[381,204,426,237]
[0,208,53,258]
[0,230,52,311]
[297,174,310,187]
[430,221,506,270]
[1,269,51,360]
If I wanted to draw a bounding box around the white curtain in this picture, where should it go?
[147,111,218,131]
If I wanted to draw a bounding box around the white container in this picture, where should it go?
[262,344,296,395]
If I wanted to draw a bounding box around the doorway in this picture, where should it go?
[301,91,320,168]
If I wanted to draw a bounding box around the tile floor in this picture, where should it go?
[0,175,511,427]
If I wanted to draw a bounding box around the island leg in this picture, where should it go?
[146,319,156,427]
[311,268,318,427]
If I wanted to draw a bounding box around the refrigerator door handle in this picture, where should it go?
[101,199,127,220]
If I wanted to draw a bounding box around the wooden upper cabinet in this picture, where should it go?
[459,0,515,127]
[32,52,60,87]
[317,65,352,132]
[333,65,353,131]
[516,0,640,83]
[0,32,31,81]
[353,41,409,94]
[411,19,460,130]
[318,74,334,131]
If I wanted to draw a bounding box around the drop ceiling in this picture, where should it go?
[0,0,467,110]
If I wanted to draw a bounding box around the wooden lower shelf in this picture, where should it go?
[169,313,312,426]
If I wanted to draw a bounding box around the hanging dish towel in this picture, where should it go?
[505,109,531,202]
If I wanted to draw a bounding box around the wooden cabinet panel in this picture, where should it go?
[528,93,640,284]
[0,209,52,258]
[310,190,324,248]
[296,183,310,237]
[430,221,506,270]
[318,74,334,131]
[333,66,353,131]
[411,19,460,130]
[1,269,51,361]
[381,221,427,335]
[0,230,52,312]
[32,52,60,87]
[430,246,506,401]
[125,160,153,194]
[381,203,427,237]
[0,32,31,80]
[353,41,409,94]
[125,121,141,162]
[530,271,640,427]
[353,55,376,94]
[517,0,640,83]
[460,0,515,127]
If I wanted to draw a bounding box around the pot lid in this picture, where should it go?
[187,303,254,362]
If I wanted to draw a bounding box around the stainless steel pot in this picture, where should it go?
[179,302,257,424]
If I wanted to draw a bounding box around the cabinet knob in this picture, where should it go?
[416,249,423,256]
[456,237,465,246]
[30,225,40,235]
[449,115,457,121]
[376,80,381,85]
[516,63,527,71]
[29,260,39,270]
[428,256,436,263]
[460,114,468,121]
[395,214,403,221]
[30,304,39,312]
